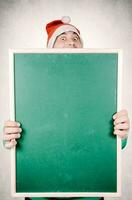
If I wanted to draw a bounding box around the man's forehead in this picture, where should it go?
[59,31,79,37]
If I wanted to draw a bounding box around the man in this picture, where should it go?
[3,16,130,200]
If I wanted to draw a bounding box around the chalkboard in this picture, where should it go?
[9,49,122,198]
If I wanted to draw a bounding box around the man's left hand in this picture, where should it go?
[113,109,130,138]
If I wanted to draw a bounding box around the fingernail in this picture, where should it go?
[113,115,116,119]
[17,122,20,127]
[19,128,22,132]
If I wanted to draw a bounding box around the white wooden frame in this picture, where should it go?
[9,48,122,198]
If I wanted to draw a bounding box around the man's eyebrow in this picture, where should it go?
[72,32,79,37]
[73,32,78,34]
[59,33,66,36]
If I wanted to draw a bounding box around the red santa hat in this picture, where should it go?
[46,16,83,48]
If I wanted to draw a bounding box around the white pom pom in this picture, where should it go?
[61,16,71,24]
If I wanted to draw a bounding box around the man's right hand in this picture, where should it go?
[3,121,22,149]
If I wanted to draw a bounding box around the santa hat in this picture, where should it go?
[46,16,83,48]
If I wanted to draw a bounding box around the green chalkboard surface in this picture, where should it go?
[10,49,122,198]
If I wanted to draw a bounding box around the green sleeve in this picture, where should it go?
[122,138,127,149]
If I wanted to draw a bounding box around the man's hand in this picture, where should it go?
[113,109,130,138]
[3,120,22,149]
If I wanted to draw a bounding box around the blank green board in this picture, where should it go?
[13,51,119,195]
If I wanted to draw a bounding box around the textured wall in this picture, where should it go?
[0,0,132,200]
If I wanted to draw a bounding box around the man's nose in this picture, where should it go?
[68,40,74,46]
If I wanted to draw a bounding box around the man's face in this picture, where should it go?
[53,31,83,48]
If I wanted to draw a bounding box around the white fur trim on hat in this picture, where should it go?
[47,24,83,48]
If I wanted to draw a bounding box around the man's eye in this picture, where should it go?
[61,37,66,41]
[73,37,78,41]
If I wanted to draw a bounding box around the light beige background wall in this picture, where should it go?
[0,0,132,200]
